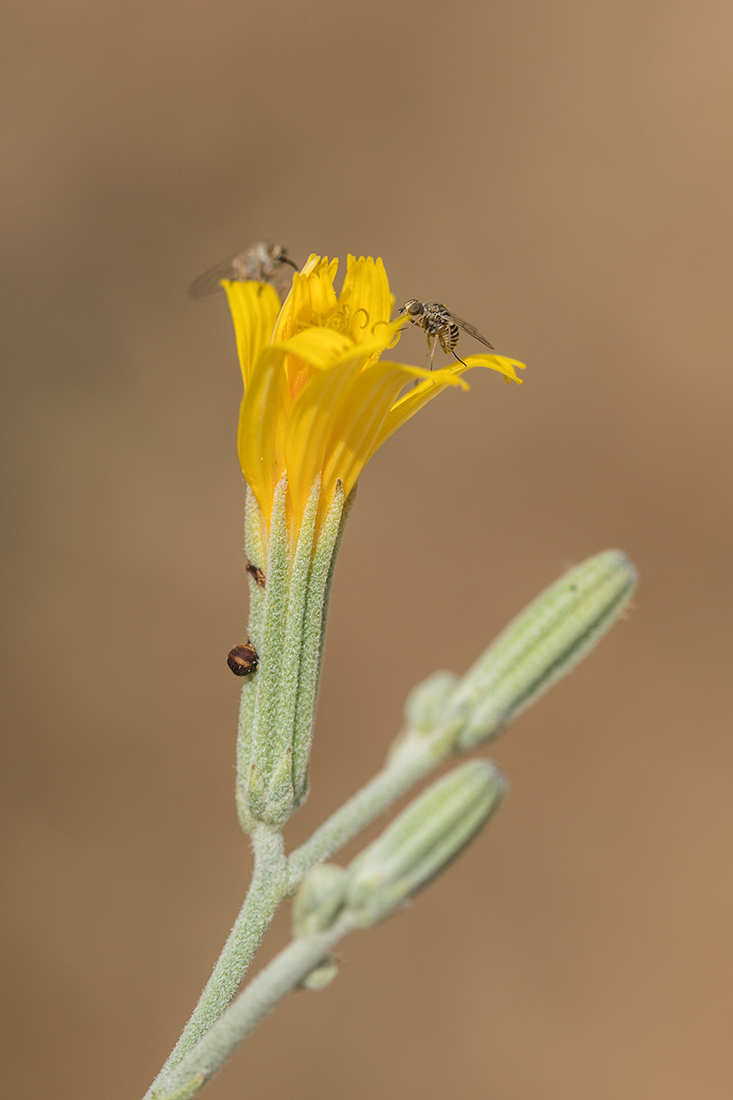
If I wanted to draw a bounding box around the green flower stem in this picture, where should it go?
[144,546,637,1100]
[151,912,357,1100]
[151,758,508,1100]
[145,825,287,1097]
[286,733,452,891]
[146,736,450,1100]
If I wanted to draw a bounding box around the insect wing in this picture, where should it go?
[188,253,242,299]
[449,312,495,350]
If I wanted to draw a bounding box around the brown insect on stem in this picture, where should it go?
[227,642,259,677]
[246,563,266,588]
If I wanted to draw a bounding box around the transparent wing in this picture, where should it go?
[449,312,494,350]
[187,253,242,298]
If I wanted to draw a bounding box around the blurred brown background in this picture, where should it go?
[2,0,732,1097]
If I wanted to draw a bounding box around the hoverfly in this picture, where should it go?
[188,241,298,300]
[398,299,494,367]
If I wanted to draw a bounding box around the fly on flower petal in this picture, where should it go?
[399,299,495,369]
[221,254,525,543]
[189,241,298,300]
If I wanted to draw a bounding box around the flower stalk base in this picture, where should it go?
[144,548,636,1100]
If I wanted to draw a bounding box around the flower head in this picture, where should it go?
[224,254,524,540]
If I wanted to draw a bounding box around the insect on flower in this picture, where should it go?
[189,241,299,300]
[398,299,494,367]
[223,253,524,545]
[246,563,266,588]
[227,642,259,677]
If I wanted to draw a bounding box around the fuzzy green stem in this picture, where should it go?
[144,825,287,1097]
[151,912,356,1100]
[286,733,452,891]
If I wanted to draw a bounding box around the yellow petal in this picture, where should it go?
[335,255,395,345]
[283,350,366,526]
[369,354,526,458]
[273,255,340,344]
[276,327,355,371]
[317,360,466,519]
[237,346,291,523]
[460,353,526,384]
[223,280,282,390]
[279,317,407,405]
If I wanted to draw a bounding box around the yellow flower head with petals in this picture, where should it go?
[224,254,524,541]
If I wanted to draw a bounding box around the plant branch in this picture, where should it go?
[151,913,356,1100]
[287,732,452,891]
[144,825,287,1097]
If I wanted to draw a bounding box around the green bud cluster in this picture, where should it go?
[292,759,506,989]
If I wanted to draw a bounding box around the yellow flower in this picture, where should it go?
[224,254,524,540]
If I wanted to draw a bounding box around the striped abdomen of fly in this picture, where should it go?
[397,297,494,363]
[421,301,459,354]
[437,320,460,354]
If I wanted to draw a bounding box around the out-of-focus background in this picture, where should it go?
[2,1,732,1097]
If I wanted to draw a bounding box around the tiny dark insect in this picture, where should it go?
[398,299,494,367]
[227,642,259,677]
[246,563,266,588]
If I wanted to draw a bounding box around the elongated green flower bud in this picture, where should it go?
[344,760,506,927]
[443,549,637,751]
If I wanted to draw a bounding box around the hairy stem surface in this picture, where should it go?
[287,735,451,890]
[145,826,287,1097]
[153,913,356,1100]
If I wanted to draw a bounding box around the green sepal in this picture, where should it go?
[235,488,268,791]
[247,479,292,823]
[237,479,350,829]
[292,481,346,805]
[247,752,294,827]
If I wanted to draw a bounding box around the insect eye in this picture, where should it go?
[406,300,423,315]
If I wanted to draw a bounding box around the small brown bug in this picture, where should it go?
[227,642,259,677]
[246,563,266,588]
